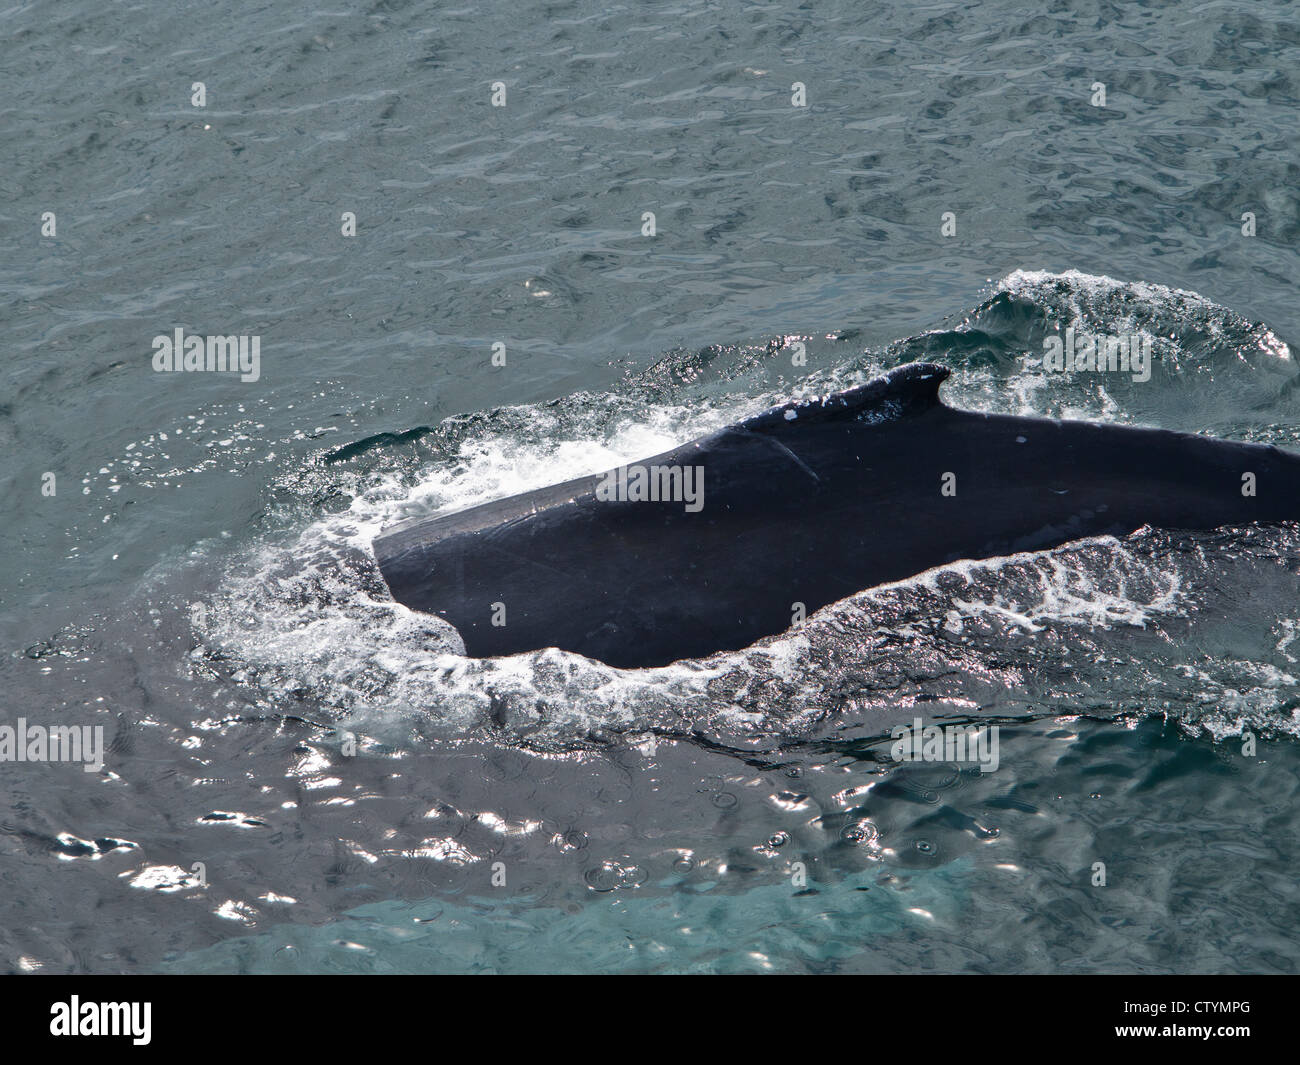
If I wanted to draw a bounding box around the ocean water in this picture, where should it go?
[2,0,1299,974]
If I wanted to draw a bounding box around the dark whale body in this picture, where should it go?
[373,362,1300,668]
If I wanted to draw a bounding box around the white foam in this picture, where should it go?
[1000,268,1291,365]
[1000,268,1216,311]
[200,400,746,743]
[192,310,1289,747]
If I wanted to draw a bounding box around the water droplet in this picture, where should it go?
[584,861,623,892]
[584,860,646,892]
[554,829,589,853]
[841,819,879,846]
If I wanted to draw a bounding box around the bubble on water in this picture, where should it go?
[584,860,647,892]
[553,829,589,853]
[841,819,879,846]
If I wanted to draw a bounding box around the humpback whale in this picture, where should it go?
[372,362,1300,668]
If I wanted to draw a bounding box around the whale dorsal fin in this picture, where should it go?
[741,362,951,431]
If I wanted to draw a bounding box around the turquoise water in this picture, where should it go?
[168,719,1298,975]
[3,1,1299,974]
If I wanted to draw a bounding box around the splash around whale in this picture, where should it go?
[372,362,1300,668]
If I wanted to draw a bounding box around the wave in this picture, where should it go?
[193,271,1300,750]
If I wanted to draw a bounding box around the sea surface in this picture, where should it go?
[2,0,1299,974]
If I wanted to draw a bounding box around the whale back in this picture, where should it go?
[372,363,1300,666]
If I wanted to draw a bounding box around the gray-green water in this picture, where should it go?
[2,0,1298,974]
